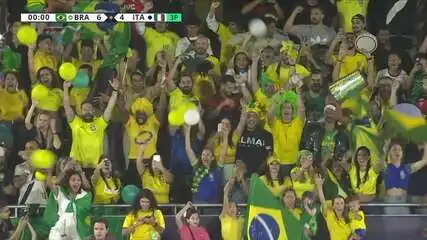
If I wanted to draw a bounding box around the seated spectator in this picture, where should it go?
[89,218,118,240]
[122,189,165,240]
[176,201,210,240]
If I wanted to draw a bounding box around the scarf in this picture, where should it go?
[191,165,210,193]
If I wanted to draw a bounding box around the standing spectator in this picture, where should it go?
[175,16,213,58]
[14,163,47,205]
[91,156,121,205]
[63,79,119,176]
[88,218,117,240]
[47,169,92,240]
[0,72,28,121]
[241,0,284,20]
[332,0,370,33]
[260,157,292,197]
[0,201,12,239]
[220,178,244,240]
[122,189,165,240]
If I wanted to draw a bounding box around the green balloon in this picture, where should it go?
[121,185,140,204]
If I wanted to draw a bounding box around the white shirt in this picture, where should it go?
[18,179,48,205]
[175,36,214,57]
[376,68,408,84]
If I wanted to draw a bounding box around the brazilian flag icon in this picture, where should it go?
[56,13,66,22]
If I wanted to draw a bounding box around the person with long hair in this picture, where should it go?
[220,178,244,240]
[176,202,210,240]
[291,150,316,199]
[0,71,28,121]
[260,156,293,197]
[122,189,165,240]
[47,169,92,240]
[25,101,61,150]
[136,144,174,204]
[384,141,427,214]
[315,173,351,240]
[281,188,301,216]
[91,155,121,205]
[185,124,223,203]
[207,117,238,182]
[343,146,384,203]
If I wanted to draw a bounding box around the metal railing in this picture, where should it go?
[8,203,427,218]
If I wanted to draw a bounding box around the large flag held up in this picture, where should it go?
[245,175,302,240]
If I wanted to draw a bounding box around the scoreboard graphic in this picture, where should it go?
[20,13,183,23]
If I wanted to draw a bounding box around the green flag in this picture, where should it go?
[244,174,302,240]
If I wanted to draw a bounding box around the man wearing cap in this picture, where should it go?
[351,14,367,37]
[300,102,350,164]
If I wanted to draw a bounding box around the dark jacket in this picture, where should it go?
[300,122,350,165]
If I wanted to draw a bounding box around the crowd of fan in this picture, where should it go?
[0,0,427,239]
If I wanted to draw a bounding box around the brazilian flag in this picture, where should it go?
[245,175,302,240]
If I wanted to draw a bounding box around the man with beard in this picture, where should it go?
[181,36,221,76]
[235,105,273,175]
[175,16,214,58]
[303,70,327,122]
[63,79,119,176]
[123,95,167,187]
[284,6,336,46]
[300,102,350,165]
[123,71,161,110]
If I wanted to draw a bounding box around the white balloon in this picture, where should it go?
[248,18,267,38]
[184,109,200,126]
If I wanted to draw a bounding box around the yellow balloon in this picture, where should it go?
[168,111,184,126]
[31,84,49,101]
[59,62,77,81]
[35,171,47,181]
[17,25,37,47]
[31,150,56,169]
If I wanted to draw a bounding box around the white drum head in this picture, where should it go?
[355,33,378,53]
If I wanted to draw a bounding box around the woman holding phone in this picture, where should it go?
[136,144,174,204]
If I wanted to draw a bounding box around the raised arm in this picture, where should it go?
[50,118,62,150]
[325,30,343,66]
[196,110,206,141]
[284,6,303,32]
[314,173,327,212]
[25,100,38,130]
[91,159,104,186]
[295,82,306,122]
[267,100,278,126]
[250,52,261,93]
[103,79,120,122]
[63,81,75,122]
[136,144,148,176]
[184,125,199,166]
[28,44,37,84]
[165,58,182,93]
[206,1,220,33]
[410,142,427,173]
[234,101,248,140]
[176,202,193,229]
[153,156,174,184]
[241,0,263,15]
[220,178,235,217]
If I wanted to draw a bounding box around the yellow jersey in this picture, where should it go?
[92,176,121,204]
[126,115,159,160]
[331,53,368,79]
[220,215,244,240]
[260,175,293,197]
[210,134,238,165]
[142,170,170,204]
[122,209,165,240]
[349,165,378,195]
[71,58,103,78]
[33,51,59,73]
[142,27,175,68]
[217,23,235,66]
[270,117,304,165]
[290,167,315,199]
[323,206,352,240]
[336,0,370,32]
[349,210,366,231]
[265,63,311,86]
[37,87,63,112]
[168,88,195,111]
[0,89,28,121]
[70,87,90,115]
[69,117,108,168]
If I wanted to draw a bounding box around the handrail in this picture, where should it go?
[8,203,427,218]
